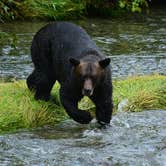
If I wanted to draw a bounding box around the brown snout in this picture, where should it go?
[82,78,93,96]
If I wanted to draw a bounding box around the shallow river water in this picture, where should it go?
[0,110,166,166]
[0,6,166,166]
[0,8,166,79]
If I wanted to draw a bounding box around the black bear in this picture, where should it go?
[27,22,113,125]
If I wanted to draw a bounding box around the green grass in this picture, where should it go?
[0,0,149,22]
[23,0,85,20]
[0,0,86,21]
[0,74,165,134]
[0,82,66,133]
[113,74,166,112]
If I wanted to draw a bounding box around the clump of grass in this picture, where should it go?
[32,0,85,20]
[0,74,165,133]
[113,74,166,112]
[0,81,67,133]
[0,0,86,21]
[0,0,150,22]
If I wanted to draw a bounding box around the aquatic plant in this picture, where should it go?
[0,74,165,133]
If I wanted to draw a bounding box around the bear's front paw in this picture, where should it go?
[73,110,93,124]
[98,120,110,126]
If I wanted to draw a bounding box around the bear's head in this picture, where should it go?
[69,57,110,97]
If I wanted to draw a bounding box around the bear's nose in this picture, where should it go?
[83,89,92,96]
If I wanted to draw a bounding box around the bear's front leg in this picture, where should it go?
[95,99,113,125]
[91,86,113,125]
[60,87,93,124]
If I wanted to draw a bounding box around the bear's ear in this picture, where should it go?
[69,58,80,67]
[99,58,111,68]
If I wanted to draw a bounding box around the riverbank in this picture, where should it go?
[0,0,149,22]
[0,74,165,134]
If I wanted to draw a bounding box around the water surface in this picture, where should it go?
[0,110,166,166]
[0,8,166,79]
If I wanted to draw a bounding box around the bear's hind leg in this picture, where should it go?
[27,70,55,101]
[27,70,38,91]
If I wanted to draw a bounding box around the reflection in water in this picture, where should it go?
[0,110,166,166]
[0,8,166,79]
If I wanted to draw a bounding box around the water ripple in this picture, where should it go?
[0,110,166,166]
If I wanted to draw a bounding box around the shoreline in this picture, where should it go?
[0,74,165,134]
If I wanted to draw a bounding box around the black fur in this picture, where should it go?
[27,22,113,124]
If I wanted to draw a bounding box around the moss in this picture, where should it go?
[0,74,165,134]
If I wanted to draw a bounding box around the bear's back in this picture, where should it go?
[49,22,100,82]
[32,22,100,83]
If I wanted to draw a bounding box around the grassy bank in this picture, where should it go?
[0,0,149,22]
[0,74,165,134]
